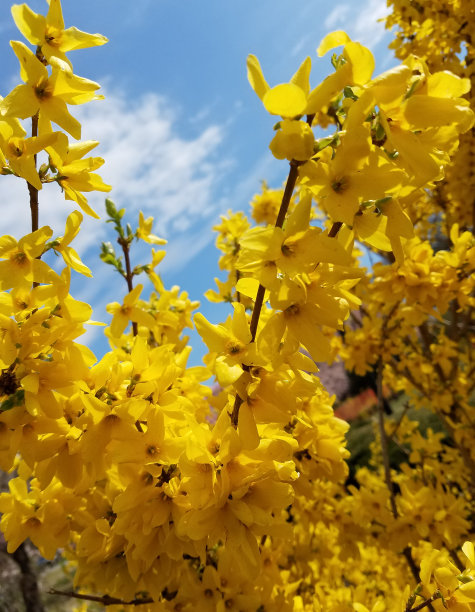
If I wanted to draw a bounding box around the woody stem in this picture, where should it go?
[230,161,300,427]
[118,237,138,337]
[27,113,39,233]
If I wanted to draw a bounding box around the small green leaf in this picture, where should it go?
[343,86,358,101]
[0,389,25,412]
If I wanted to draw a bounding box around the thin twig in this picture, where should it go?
[49,588,154,606]
[376,357,398,518]
[230,160,300,427]
[27,113,39,233]
[118,237,138,336]
[407,592,442,612]
[377,358,434,610]
[448,548,464,572]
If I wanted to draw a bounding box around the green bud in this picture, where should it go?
[105,198,118,218]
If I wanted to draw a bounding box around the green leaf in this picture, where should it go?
[0,389,25,412]
[343,86,358,101]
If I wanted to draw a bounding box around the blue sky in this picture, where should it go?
[0,0,395,365]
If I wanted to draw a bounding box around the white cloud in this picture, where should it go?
[352,0,391,47]
[75,91,227,238]
[0,91,233,357]
[323,0,390,50]
[1,90,229,266]
[324,4,351,30]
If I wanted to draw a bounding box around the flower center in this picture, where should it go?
[9,138,24,158]
[35,78,52,100]
[331,175,349,193]
[284,303,300,317]
[44,26,62,48]
[11,251,28,266]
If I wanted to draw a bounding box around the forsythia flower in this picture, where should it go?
[11,0,108,74]
[1,41,102,139]
[47,133,111,218]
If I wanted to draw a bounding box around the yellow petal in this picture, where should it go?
[291,56,312,96]
[258,312,285,361]
[306,65,351,114]
[462,542,475,568]
[246,54,270,101]
[52,70,101,105]
[343,41,375,85]
[46,0,65,30]
[235,277,261,300]
[40,97,81,139]
[11,4,45,46]
[61,246,92,277]
[194,312,228,353]
[427,71,471,98]
[269,119,314,161]
[458,580,475,601]
[10,40,47,85]
[61,210,83,246]
[27,134,58,160]
[21,373,39,393]
[312,232,352,265]
[0,85,38,120]
[383,199,413,239]
[354,211,391,251]
[215,358,243,387]
[231,302,252,344]
[238,402,259,450]
[404,96,474,133]
[62,185,99,218]
[60,26,108,52]
[263,84,307,117]
[369,65,411,105]
[317,30,351,56]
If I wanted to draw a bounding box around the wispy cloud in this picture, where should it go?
[76,91,228,238]
[324,5,351,30]
[0,90,232,354]
[324,0,390,50]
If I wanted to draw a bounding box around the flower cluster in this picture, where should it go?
[0,1,474,611]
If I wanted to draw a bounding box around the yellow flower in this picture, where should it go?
[259,271,358,364]
[247,54,311,118]
[52,210,92,276]
[269,119,315,161]
[11,0,108,74]
[106,284,157,338]
[248,32,375,118]
[237,193,351,290]
[194,303,260,386]
[0,116,58,189]
[136,211,167,245]
[47,132,111,218]
[0,477,76,559]
[0,226,56,290]
[307,31,375,114]
[302,146,405,226]
[1,41,102,139]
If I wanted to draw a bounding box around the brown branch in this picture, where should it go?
[328,221,342,237]
[230,105,346,428]
[406,591,442,612]
[12,543,45,612]
[118,237,138,336]
[377,357,433,609]
[448,548,464,572]
[230,159,300,427]
[27,113,39,233]
[49,588,154,606]
[376,357,399,519]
